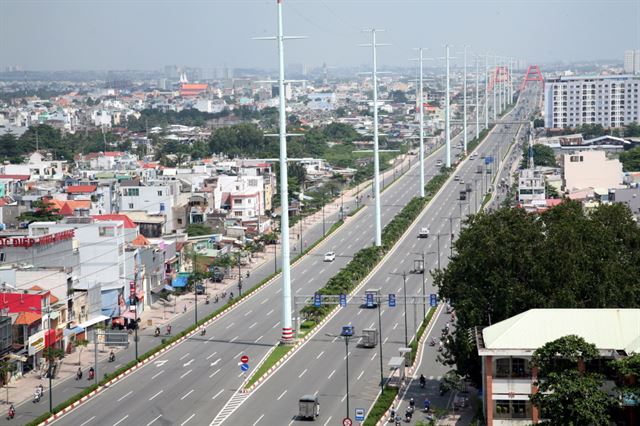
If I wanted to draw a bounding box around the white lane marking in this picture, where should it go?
[209,368,221,378]
[211,358,221,367]
[79,416,95,426]
[341,394,347,402]
[267,309,274,316]
[179,353,190,360]
[230,336,239,343]
[226,322,235,329]
[253,414,265,426]
[149,390,163,401]
[357,309,362,316]
[323,417,333,426]
[206,352,217,360]
[180,414,195,426]
[328,369,336,379]
[393,323,398,330]
[277,390,287,400]
[371,352,377,361]
[117,390,132,402]
[180,369,192,379]
[183,359,194,367]
[319,268,325,274]
[234,351,243,359]
[357,370,365,380]
[397,287,402,292]
[392,268,398,273]
[312,260,318,266]
[151,370,164,380]
[272,322,279,329]
[255,335,264,343]
[208,336,216,342]
[309,277,315,283]
[370,322,375,328]
[276,288,281,294]
[384,337,389,344]
[295,288,302,293]
[113,415,129,426]
[212,389,224,399]
[298,368,308,378]
[385,276,390,283]
[260,298,268,304]
[244,310,253,317]
[181,389,194,400]
[146,415,162,426]
[302,269,308,274]
[380,309,385,316]
[316,350,324,359]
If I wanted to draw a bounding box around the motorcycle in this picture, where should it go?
[200,328,206,336]
[154,328,161,337]
[7,406,15,420]
[33,390,42,403]
[88,369,95,381]
[429,337,436,346]
[108,352,115,362]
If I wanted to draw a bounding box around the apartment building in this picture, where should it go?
[624,49,640,75]
[543,75,640,128]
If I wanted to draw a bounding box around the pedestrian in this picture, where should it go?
[183,305,187,313]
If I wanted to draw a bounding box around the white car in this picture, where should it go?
[324,251,336,262]
[454,175,460,181]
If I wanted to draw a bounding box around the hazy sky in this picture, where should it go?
[1,0,639,71]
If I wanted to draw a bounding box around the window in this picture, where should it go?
[177,218,183,225]
[99,226,115,237]
[158,191,163,196]
[126,188,139,197]
[570,155,583,162]
[0,253,5,262]
[494,400,531,420]
[234,199,243,205]
[495,357,531,378]
[128,203,134,209]
[234,211,243,217]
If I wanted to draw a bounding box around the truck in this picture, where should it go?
[361,328,378,348]
[466,183,472,192]
[298,395,320,420]
[476,165,483,174]
[459,191,467,201]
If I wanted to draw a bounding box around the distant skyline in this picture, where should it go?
[1,0,638,72]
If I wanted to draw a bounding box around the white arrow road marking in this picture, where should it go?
[183,359,194,367]
[154,360,168,367]
[211,358,221,367]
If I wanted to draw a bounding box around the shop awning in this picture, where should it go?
[63,326,84,336]
[76,315,110,329]
[14,312,42,325]
[172,275,188,288]
[121,311,137,320]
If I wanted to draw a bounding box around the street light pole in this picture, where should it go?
[344,336,350,419]
[237,252,242,297]
[436,234,442,270]
[376,295,384,393]
[402,271,408,348]
[322,190,326,236]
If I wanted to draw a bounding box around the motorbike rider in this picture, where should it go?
[76,367,83,380]
[109,350,115,362]
[154,327,161,337]
[419,374,426,388]
[200,327,206,336]
[7,404,15,419]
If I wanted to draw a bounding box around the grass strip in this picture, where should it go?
[362,386,399,426]
[244,344,293,388]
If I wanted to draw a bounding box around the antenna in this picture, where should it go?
[360,28,390,247]
[254,0,306,344]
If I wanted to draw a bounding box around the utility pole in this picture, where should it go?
[475,54,480,139]
[492,55,497,122]
[193,247,198,324]
[402,271,408,348]
[462,45,468,155]
[445,44,452,168]
[254,0,305,343]
[362,29,388,247]
[93,329,98,386]
[484,54,489,129]
[237,252,242,297]
[412,48,426,197]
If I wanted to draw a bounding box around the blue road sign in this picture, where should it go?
[339,294,347,307]
[388,294,396,307]
[355,408,365,421]
[484,156,494,165]
[314,293,322,307]
[240,363,249,372]
[366,293,374,308]
[430,294,438,307]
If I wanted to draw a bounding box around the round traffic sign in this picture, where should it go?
[240,355,249,364]
[240,363,249,372]
[342,418,352,426]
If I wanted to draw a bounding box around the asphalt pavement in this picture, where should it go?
[221,86,540,426]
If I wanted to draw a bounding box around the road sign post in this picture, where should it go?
[314,293,322,307]
[343,418,352,426]
[339,294,347,307]
[240,355,249,364]
[355,408,365,421]
[366,293,374,308]
[430,294,438,307]
[388,294,396,307]
[240,363,249,372]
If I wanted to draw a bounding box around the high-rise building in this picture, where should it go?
[543,75,640,128]
[624,49,640,74]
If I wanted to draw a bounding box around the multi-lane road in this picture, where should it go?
[43,87,536,426]
[224,86,539,426]
[47,109,474,426]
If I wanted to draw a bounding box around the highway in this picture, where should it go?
[47,105,475,426]
[222,86,539,426]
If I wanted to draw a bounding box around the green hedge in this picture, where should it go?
[409,307,436,364]
[466,125,495,155]
[363,386,399,426]
[301,169,451,322]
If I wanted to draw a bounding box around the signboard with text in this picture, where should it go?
[0,229,75,248]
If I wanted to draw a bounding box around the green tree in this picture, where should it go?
[533,118,545,128]
[435,201,640,385]
[619,146,640,171]
[389,90,408,103]
[18,199,64,223]
[610,353,640,404]
[530,335,613,426]
[521,143,557,168]
[186,224,214,237]
[0,359,16,405]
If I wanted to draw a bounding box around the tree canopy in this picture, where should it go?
[18,199,64,223]
[619,146,640,171]
[530,335,612,426]
[434,201,640,385]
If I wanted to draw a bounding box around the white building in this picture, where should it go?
[543,75,640,128]
[214,175,266,221]
[624,49,640,74]
[517,168,546,209]
[563,150,623,192]
[118,180,180,235]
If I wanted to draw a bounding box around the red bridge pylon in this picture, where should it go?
[520,65,544,91]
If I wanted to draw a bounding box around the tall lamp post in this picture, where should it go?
[414,250,436,321]
[389,271,409,348]
[326,325,359,420]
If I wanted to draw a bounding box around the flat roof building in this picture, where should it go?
[544,75,640,129]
